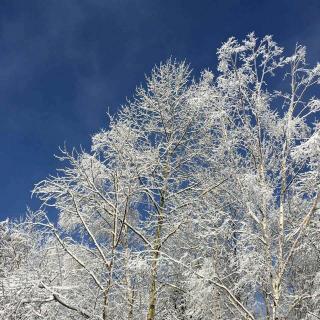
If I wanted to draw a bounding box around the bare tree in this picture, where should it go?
[1,34,319,320]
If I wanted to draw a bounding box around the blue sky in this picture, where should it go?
[1,0,320,219]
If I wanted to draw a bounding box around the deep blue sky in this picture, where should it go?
[1,0,320,219]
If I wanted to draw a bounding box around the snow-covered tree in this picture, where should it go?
[1,33,319,320]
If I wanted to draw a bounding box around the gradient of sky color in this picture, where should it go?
[1,0,320,219]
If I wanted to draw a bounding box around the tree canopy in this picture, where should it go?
[1,34,319,320]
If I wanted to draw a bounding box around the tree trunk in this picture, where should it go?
[146,249,160,320]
